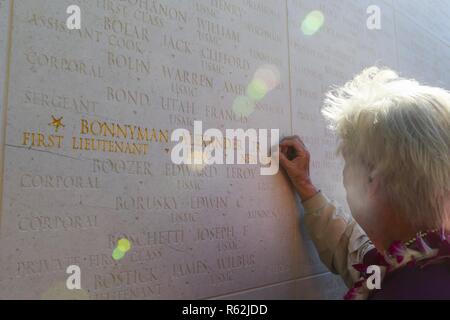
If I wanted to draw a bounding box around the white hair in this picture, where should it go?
[322,67,450,229]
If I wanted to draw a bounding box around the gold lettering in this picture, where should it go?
[81,119,89,134]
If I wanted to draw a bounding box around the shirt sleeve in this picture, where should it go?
[302,191,375,288]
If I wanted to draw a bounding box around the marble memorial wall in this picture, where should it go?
[0,0,448,299]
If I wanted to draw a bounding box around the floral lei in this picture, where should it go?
[344,228,450,300]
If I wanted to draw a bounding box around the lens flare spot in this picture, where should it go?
[232,95,255,117]
[41,282,90,300]
[117,238,131,252]
[229,65,280,117]
[253,64,281,91]
[187,150,208,172]
[112,247,125,260]
[247,79,268,101]
[301,10,325,36]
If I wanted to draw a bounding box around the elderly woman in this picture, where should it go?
[280,67,450,299]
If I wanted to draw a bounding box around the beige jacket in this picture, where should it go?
[302,191,375,288]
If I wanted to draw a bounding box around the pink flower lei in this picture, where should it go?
[344,228,450,300]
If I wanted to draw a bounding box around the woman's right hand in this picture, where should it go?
[279,136,319,201]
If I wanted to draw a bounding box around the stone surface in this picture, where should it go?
[212,272,346,300]
[0,0,10,152]
[0,0,448,299]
